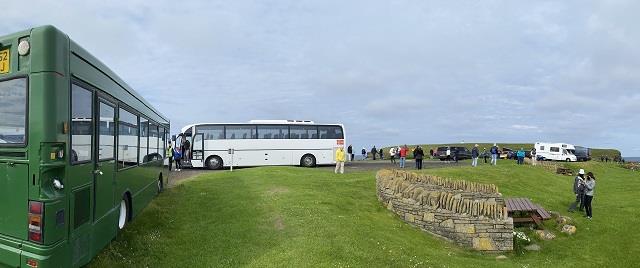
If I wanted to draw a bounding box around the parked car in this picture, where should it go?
[436,146,472,161]
[500,148,513,159]
[573,146,592,162]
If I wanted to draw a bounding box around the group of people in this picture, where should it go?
[568,169,596,219]
[166,138,191,172]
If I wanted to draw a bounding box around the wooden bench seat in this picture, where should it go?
[505,198,551,227]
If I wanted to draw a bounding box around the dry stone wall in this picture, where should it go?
[376,169,513,252]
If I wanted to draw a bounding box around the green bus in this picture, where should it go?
[0,26,169,268]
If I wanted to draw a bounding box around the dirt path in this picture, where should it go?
[166,159,461,186]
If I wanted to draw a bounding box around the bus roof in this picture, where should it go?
[181,121,344,134]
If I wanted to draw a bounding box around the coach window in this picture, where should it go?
[550,147,560,153]
[318,126,344,139]
[197,125,224,140]
[149,123,159,157]
[139,118,149,163]
[289,125,317,139]
[258,125,289,139]
[225,125,257,139]
[71,84,93,163]
[118,108,138,169]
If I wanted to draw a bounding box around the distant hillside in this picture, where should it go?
[379,143,621,160]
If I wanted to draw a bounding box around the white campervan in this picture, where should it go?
[535,142,577,162]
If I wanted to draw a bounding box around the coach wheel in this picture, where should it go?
[566,158,571,162]
[118,198,129,230]
[301,154,316,167]
[205,156,223,170]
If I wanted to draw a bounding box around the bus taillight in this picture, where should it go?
[26,258,39,268]
[28,201,44,243]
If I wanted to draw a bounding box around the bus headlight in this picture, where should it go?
[18,40,30,56]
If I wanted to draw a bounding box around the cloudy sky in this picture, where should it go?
[3,0,639,156]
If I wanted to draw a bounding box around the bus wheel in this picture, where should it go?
[205,156,223,170]
[118,197,129,230]
[301,154,316,167]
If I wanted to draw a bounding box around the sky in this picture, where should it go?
[2,0,639,156]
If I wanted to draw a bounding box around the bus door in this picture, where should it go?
[68,83,96,265]
[94,99,116,222]
[192,133,204,164]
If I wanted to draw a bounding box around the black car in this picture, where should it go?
[573,146,592,162]
[436,146,472,161]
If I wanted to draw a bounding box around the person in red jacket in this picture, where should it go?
[399,145,408,168]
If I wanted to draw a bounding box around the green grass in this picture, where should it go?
[89,162,640,267]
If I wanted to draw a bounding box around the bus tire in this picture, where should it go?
[301,154,316,167]
[118,195,130,230]
[205,155,223,170]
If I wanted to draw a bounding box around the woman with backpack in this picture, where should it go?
[584,172,596,219]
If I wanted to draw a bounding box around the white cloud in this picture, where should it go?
[511,125,539,130]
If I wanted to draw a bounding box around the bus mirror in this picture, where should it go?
[171,135,176,141]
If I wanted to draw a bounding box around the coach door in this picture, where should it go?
[192,133,204,164]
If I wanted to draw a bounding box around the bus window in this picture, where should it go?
[71,84,93,163]
[258,125,289,139]
[98,102,115,160]
[0,78,27,144]
[197,125,224,140]
[225,125,256,139]
[289,125,317,139]
[318,126,343,139]
[118,108,138,168]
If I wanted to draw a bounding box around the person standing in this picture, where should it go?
[166,142,174,171]
[361,148,367,160]
[516,148,525,165]
[584,172,596,219]
[347,145,353,162]
[483,148,488,164]
[399,145,408,168]
[389,147,397,164]
[531,148,537,166]
[429,148,434,159]
[371,146,377,160]
[182,138,191,164]
[490,143,499,166]
[414,146,424,169]
[453,148,459,164]
[471,144,479,167]
[379,148,384,160]
[173,146,182,171]
[568,169,586,212]
[334,147,346,174]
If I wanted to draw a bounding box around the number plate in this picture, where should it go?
[0,49,9,74]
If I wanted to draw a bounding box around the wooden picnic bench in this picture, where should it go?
[505,198,551,227]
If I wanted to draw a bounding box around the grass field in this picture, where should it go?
[88,161,639,267]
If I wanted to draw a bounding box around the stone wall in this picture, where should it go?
[376,169,513,252]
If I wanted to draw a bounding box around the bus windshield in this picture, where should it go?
[0,78,27,144]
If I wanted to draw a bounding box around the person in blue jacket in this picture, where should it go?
[490,143,499,165]
[516,148,526,165]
